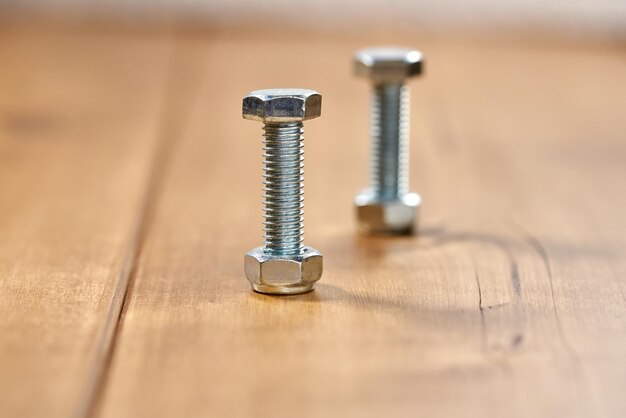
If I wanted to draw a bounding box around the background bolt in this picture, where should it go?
[354,47,424,235]
[242,88,323,295]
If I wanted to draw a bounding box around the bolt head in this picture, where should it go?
[354,47,423,83]
[244,247,323,295]
[242,88,322,123]
[355,192,421,235]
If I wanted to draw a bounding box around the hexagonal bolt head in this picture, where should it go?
[244,247,323,295]
[355,192,421,235]
[354,47,423,83]
[242,88,322,123]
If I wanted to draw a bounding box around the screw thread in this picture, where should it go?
[262,122,304,256]
[370,83,410,200]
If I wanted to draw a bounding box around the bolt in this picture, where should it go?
[242,88,323,295]
[354,47,424,235]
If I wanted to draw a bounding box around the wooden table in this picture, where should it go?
[1,22,625,418]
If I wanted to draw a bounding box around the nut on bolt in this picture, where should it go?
[354,47,424,235]
[242,89,323,295]
[244,247,323,295]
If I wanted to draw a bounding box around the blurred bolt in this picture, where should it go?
[354,47,424,235]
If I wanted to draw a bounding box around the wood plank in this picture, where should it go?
[0,25,172,418]
[94,33,626,417]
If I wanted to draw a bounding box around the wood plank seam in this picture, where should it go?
[77,53,177,418]
[85,33,211,418]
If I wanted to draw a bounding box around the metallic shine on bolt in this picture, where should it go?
[354,47,424,235]
[242,88,323,295]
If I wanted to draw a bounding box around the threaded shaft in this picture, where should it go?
[370,83,410,200]
[262,122,304,256]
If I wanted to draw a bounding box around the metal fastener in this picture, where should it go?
[242,88,323,295]
[354,47,424,235]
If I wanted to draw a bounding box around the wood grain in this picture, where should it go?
[0,25,172,418]
[0,24,625,418]
[92,33,626,418]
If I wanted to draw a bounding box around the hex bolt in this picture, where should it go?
[242,89,323,295]
[354,47,424,235]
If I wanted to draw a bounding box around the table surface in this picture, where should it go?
[1,22,625,418]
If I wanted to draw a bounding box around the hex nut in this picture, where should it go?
[244,247,323,295]
[354,47,423,83]
[242,88,322,123]
[355,192,421,235]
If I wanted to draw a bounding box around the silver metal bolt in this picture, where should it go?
[354,47,424,235]
[242,88,323,295]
